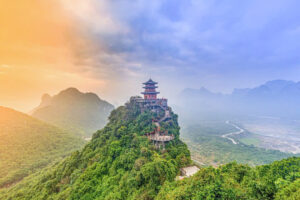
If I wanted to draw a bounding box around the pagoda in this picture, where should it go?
[141,79,160,100]
[130,78,169,112]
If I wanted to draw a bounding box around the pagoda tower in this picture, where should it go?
[141,79,160,100]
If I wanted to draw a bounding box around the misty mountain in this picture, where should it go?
[178,80,300,120]
[31,88,114,137]
[0,106,84,188]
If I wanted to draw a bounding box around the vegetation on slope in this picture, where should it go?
[0,106,84,188]
[157,157,300,200]
[181,121,293,166]
[31,88,114,137]
[1,102,299,200]
[0,100,191,199]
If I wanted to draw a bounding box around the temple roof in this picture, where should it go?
[143,78,158,85]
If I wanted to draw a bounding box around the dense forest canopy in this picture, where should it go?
[1,100,299,199]
[157,157,300,200]
[0,99,191,199]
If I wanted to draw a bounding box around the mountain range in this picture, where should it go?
[178,80,300,119]
[31,88,114,138]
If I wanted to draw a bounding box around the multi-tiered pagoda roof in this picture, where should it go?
[141,79,160,99]
[143,79,158,85]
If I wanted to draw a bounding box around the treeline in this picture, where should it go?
[157,157,300,200]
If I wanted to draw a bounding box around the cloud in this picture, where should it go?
[2,0,300,111]
[64,0,300,91]
[59,0,128,35]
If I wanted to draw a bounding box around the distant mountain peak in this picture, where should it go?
[264,79,294,85]
[41,93,51,100]
[31,88,114,137]
[182,87,213,95]
[179,79,300,118]
[40,93,52,106]
[57,87,82,96]
[62,87,80,92]
[263,80,295,92]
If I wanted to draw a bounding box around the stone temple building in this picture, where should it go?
[131,79,168,112]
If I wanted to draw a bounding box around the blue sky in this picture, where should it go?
[65,0,300,99]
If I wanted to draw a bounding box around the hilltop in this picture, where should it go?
[31,88,114,137]
[0,98,191,199]
[0,106,84,188]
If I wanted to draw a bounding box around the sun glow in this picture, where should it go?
[0,0,107,111]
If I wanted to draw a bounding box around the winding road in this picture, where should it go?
[221,121,245,144]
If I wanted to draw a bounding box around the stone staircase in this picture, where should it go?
[147,108,174,149]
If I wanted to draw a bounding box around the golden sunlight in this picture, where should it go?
[0,0,105,111]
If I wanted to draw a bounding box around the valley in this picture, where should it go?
[221,121,245,144]
[239,117,300,154]
[181,120,295,166]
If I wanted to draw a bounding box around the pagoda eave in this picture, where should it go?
[141,92,160,94]
[143,86,158,89]
[143,81,158,85]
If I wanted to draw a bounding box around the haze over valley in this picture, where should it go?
[176,80,300,158]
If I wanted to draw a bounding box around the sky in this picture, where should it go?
[1,0,300,111]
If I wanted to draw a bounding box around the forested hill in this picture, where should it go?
[31,88,114,137]
[0,99,191,199]
[1,100,299,199]
[0,106,84,189]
